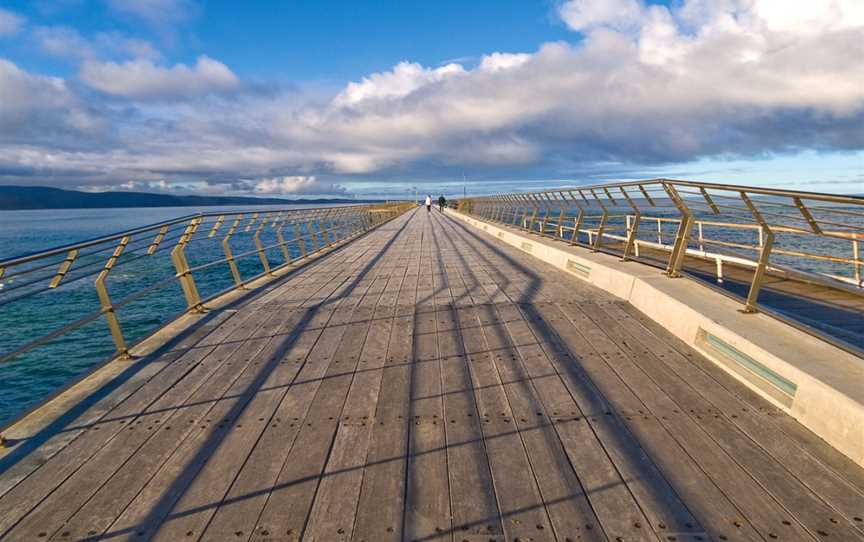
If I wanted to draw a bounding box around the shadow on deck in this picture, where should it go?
[0,208,863,542]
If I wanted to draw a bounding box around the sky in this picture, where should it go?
[0,0,862,198]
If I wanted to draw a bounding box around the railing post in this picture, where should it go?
[743,225,774,313]
[854,234,862,287]
[295,223,308,257]
[94,236,131,360]
[498,196,510,223]
[619,187,641,261]
[208,215,225,238]
[276,226,292,263]
[244,212,259,232]
[740,192,775,313]
[564,191,584,246]
[589,190,608,252]
[309,219,321,251]
[49,249,79,288]
[662,183,694,278]
[222,215,245,289]
[517,195,529,227]
[527,195,540,233]
[171,217,204,312]
[148,225,169,254]
[554,193,566,239]
[497,197,506,222]
[538,193,553,236]
[254,220,272,276]
[697,222,704,252]
[320,211,334,246]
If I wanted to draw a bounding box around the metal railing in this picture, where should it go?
[457,179,864,314]
[0,203,412,366]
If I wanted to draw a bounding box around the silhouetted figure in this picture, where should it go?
[438,195,446,212]
[425,194,432,212]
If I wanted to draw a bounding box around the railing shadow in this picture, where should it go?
[440,212,703,534]
[102,209,415,540]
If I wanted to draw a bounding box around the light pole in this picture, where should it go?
[411,186,417,205]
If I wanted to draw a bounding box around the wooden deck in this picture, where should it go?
[1,208,863,542]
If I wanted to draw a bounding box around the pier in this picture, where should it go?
[1,182,863,542]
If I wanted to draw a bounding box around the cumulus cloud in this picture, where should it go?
[0,8,25,36]
[104,0,197,26]
[34,26,161,61]
[559,0,644,32]
[306,0,864,169]
[79,55,238,98]
[252,176,348,195]
[478,52,532,72]
[334,61,465,106]
[0,58,102,146]
[0,0,862,194]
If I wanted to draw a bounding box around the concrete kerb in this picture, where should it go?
[450,209,864,467]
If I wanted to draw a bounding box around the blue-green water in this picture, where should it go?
[0,205,336,427]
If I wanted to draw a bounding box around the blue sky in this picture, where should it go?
[4,1,577,79]
[0,0,861,197]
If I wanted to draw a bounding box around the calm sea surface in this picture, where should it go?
[0,205,334,427]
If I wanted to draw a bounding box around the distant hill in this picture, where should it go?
[0,186,376,210]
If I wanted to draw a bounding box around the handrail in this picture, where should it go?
[0,202,414,365]
[457,179,863,314]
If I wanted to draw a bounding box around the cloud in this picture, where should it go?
[103,0,197,26]
[334,61,465,106]
[0,58,103,146]
[0,8,25,36]
[0,0,862,195]
[32,26,91,57]
[34,26,161,61]
[478,52,532,72]
[252,176,348,195]
[79,55,238,98]
[559,0,644,32]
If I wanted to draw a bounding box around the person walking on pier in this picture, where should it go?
[425,194,432,212]
[438,194,446,212]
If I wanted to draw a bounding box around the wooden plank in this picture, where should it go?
[39,307,303,541]
[437,215,606,542]
[301,282,396,542]
[102,267,368,540]
[352,266,417,542]
[616,302,864,493]
[435,282,503,541]
[554,302,814,542]
[240,310,374,542]
[477,306,615,542]
[157,244,383,541]
[460,303,554,542]
[515,301,754,541]
[403,252,451,541]
[8,262,334,538]
[445,217,766,541]
[596,302,864,531]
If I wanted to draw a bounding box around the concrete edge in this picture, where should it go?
[450,210,864,467]
[0,212,407,455]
